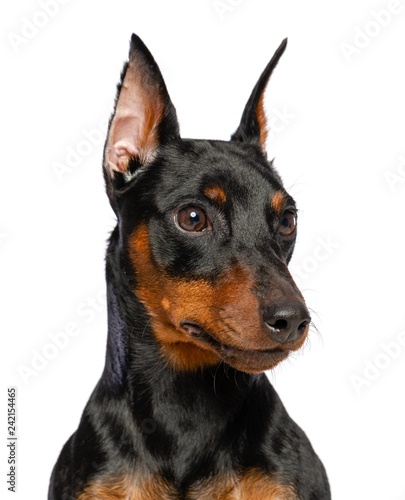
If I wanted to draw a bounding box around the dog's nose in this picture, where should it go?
[263,301,310,344]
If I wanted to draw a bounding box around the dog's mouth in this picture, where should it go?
[180,321,290,373]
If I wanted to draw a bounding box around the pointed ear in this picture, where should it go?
[104,34,179,183]
[231,38,287,152]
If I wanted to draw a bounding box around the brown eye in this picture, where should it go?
[176,206,210,233]
[279,210,297,237]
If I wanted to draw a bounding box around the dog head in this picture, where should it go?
[103,35,310,374]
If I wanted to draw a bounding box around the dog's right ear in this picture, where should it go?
[104,34,179,205]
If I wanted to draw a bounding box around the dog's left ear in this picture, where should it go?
[104,34,179,196]
[231,38,287,152]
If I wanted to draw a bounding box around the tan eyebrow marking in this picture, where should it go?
[203,186,227,205]
[271,190,285,213]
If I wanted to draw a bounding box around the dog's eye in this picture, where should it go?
[176,206,210,233]
[279,210,297,237]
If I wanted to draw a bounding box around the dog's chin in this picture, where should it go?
[217,344,290,374]
[180,321,293,374]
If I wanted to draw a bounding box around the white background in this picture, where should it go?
[1,1,405,499]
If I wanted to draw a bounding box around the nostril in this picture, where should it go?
[298,320,310,333]
[267,319,289,331]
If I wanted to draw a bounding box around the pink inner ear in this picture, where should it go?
[105,59,165,178]
[107,116,141,174]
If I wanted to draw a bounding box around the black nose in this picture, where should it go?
[263,301,310,344]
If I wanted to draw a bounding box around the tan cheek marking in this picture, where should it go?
[162,267,265,352]
[128,224,221,371]
[151,279,222,371]
[271,190,285,214]
[203,185,227,205]
[128,225,272,372]
[129,223,163,313]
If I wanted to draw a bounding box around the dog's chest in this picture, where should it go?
[77,468,297,499]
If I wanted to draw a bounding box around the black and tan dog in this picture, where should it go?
[49,34,330,499]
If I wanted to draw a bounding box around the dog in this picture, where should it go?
[49,34,331,499]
